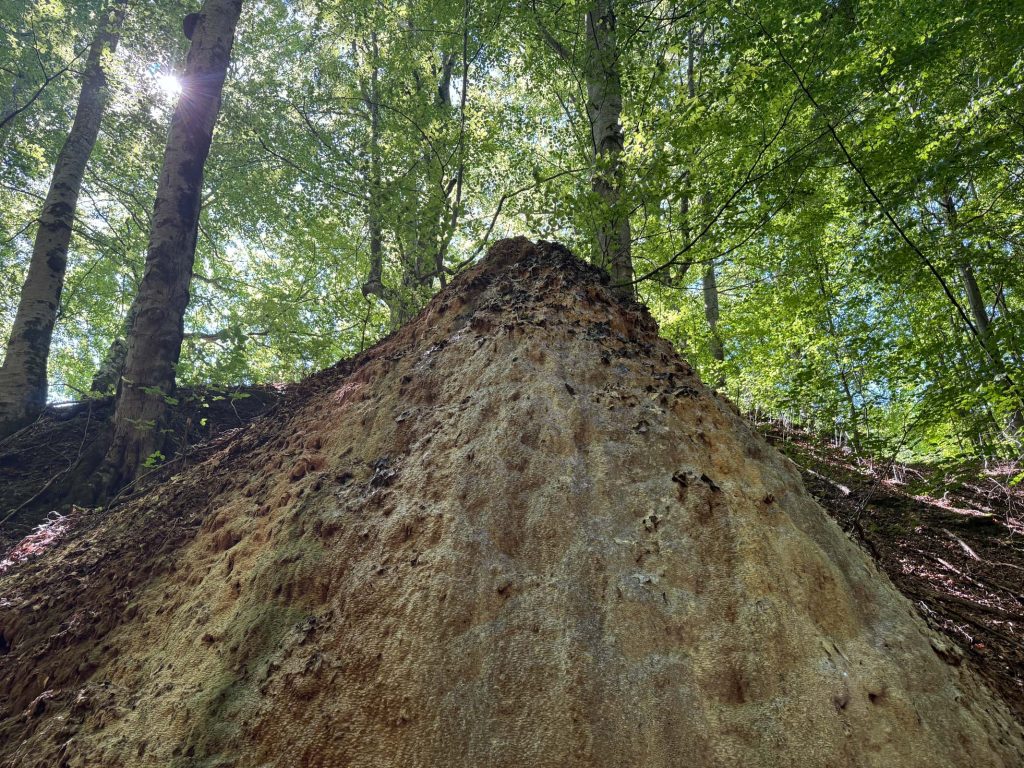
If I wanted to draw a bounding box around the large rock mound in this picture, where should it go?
[1,238,1022,766]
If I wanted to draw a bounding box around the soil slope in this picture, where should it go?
[1,238,1022,767]
[0,385,281,539]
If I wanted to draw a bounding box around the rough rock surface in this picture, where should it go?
[1,238,1022,767]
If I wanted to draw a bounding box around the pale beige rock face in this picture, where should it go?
[2,238,1022,767]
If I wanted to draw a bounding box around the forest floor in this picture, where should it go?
[1,392,1021,723]
[0,385,282,539]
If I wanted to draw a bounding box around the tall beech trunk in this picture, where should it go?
[815,260,862,451]
[359,34,406,329]
[941,194,1023,441]
[360,36,384,297]
[584,0,633,298]
[0,1,126,437]
[701,258,725,386]
[362,41,460,330]
[667,25,701,287]
[98,0,242,492]
[533,1,632,296]
[671,30,696,286]
[405,48,458,307]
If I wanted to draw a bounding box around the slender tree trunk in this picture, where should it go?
[584,0,632,298]
[954,262,1022,440]
[814,260,862,451]
[363,39,460,330]
[941,194,1023,441]
[701,258,725,388]
[97,0,242,492]
[0,2,38,151]
[532,2,631,294]
[90,337,128,394]
[0,61,29,152]
[958,263,990,341]
[689,23,719,363]
[0,1,127,437]
[89,299,139,394]
[433,3,471,289]
[669,27,697,286]
[412,51,456,286]
[360,35,388,311]
[358,34,420,330]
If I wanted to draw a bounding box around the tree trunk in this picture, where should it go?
[532,1,632,295]
[360,34,390,318]
[941,194,1023,441]
[411,51,457,289]
[0,2,38,151]
[89,300,139,395]
[359,34,423,331]
[668,28,697,286]
[958,263,990,340]
[701,258,725,387]
[584,0,633,298]
[0,1,127,437]
[97,0,243,492]
[0,54,29,152]
[814,260,862,451]
[363,40,460,330]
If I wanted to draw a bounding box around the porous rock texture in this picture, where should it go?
[1,238,1023,767]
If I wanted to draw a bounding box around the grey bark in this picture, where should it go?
[435,51,457,109]
[0,60,29,152]
[361,35,386,302]
[89,300,139,395]
[98,0,243,492]
[958,263,990,341]
[941,194,1023,440]
[359,33,413,331]
[701,259,725,388]
[90,338,128,395]
[0,3,37,151]
[694,25,719,384]
[434,6,471,288]
[412,50,457,285]
[535,0,633,296]
[669,26,698,286]
[0,1,127,437]
[363,38,462,330]
[584,0,633,298]
[814,261,861,450]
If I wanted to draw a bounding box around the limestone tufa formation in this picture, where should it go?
[1,238,1022,766]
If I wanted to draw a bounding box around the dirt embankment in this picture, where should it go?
[0,385,281,541]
